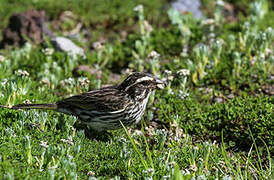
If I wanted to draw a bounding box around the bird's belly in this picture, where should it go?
[79,110,126,131]
[64,98,149,131]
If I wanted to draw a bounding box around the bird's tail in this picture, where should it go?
[0,103,57,110]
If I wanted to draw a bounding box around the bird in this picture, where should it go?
[1,72,165,131]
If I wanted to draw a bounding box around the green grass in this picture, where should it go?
[0,0,273,179]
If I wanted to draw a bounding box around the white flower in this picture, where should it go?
[133,130,143,136]
[164,70,174,81]
[164,70,172,75]
[79,77,90,86]
[177,69,190,76]
[16,69,30,76]
[147,168,154,174]
[40,141,49,148]
[87,171,95,176]
[43,48,54,56]
[60,138,74,145]
[134,4,143,12]
[23,99,32,104]
[0,78,8,86]
[0,55,6,62]
[265,48,272,55]
[189,164,197,172]
[216,0,225,6]
[202,19,215,25]
[144,20,153,33]
[41,79,50,85]
[147,50,160,59]
[178,91,189,99]
[92,41,104,51]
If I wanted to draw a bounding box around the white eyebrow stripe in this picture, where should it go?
[124,76,154,91]
[135,76,154,83]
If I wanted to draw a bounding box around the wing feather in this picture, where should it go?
[56,88,129,112]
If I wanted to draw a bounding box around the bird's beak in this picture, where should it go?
[155,78,166,89]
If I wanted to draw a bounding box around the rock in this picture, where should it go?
[171,0,203,19]
[227,93,235,99]
[261,84,274,95]
[0,9,85,58]
[0,9,54,48]
[213,96,225,103]
[51,36,86,58]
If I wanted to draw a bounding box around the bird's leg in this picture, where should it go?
[74,123,112,141]
[85,128,112,142]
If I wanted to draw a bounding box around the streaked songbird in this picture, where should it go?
[1,72,165,131]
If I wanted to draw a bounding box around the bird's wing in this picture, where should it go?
[56,88,129,112]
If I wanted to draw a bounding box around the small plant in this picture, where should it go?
[211,39,224,66]
[232,51,241,78]
[249,0,268,30]
[188,44,210,84]
[168,8,191,45]
[92,41,114,68]
[214,0,225,25]
[23,136,33,165]
[130,4,154,72]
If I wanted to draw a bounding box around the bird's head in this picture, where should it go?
[118,72,165,100]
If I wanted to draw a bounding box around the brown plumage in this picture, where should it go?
[3,72,165,131]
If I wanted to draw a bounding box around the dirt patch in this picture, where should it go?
[0,9,53,48]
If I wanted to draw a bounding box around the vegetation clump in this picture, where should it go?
[0,0,273,179]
